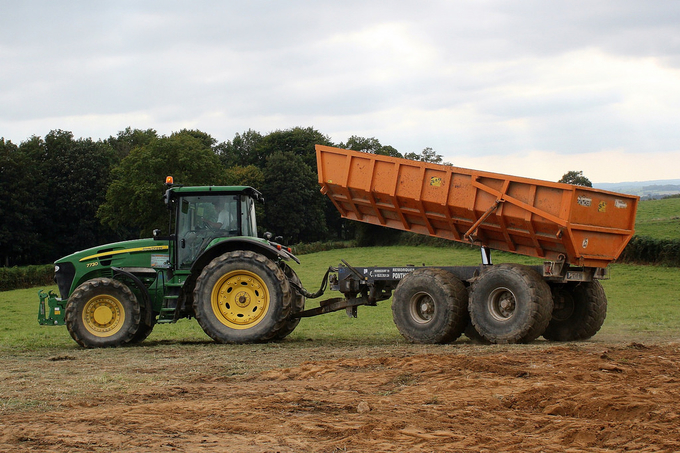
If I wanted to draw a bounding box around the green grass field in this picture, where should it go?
[634,196,680,239]
[2,245,679,353]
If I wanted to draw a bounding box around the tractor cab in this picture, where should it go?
[164,183,262,269]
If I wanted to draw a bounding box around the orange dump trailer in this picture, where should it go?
[314,145,639,345]
[316,145,638,268]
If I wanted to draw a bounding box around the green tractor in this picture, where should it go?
[39,178,305,347]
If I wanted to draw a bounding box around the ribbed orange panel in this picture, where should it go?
[316,145,638,268]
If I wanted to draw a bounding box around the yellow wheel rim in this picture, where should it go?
[82,294,126,337]
[211,270,270,329]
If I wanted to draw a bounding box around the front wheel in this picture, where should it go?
[65,278,141,348]
[543,281,607,341]
[193,251,291,343]
[469,264,553,344]
[128,318,155,344]
[392,268,468,344]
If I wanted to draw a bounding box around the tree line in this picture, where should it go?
[0,127,445,266]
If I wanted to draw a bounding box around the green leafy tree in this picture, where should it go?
[340,135,403,158]
[16,130,120,263]
[559,170,593,187]
[0,138,41,266]
[375,145,402,158]
[257,127,334,170]
[217,129,264,168]
[225,165,265,189]
[98,130,228,236]
[219,127,333,171]
[262,151,328,243]
[256,127,338,241]
[106,127,158,159]
[404,147,446,164]
[226,165,266,230]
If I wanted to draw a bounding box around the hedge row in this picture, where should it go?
[617,236,680,267]
[292,240,357,255]
[0,265,54,292]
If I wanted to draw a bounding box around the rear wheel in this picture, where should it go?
[392,268,468,344]
[469,264,553,344]
[271,265,305,340]
[193,251,291,343]
[543,281,607,341]
[65,278,141,348]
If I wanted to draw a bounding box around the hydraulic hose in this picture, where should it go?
[288,266,336,299]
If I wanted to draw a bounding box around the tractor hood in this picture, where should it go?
[53,238,170,300]
[56,238,170,268]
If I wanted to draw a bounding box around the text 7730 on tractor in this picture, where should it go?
[39,178,305,347]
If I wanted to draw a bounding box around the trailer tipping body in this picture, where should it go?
[316,145,638,268]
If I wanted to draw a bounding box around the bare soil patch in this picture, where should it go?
[2,341,680,452]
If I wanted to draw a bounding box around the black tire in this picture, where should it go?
[65,278,141,348]
[271,265,306,340]
[543,281,607,341]
[392,268,468,344]
[469,264,553,344]
[193,251,291,343]
[464,322,490,344]
[128,318,155,344]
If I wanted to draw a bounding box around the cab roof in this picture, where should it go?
[167,185,264,202]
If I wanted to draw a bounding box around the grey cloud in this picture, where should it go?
[1,0,679,182]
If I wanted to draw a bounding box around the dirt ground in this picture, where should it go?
[2,341,680,452]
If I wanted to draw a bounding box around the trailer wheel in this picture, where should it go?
[193,251,291,343]
[464,322,490,344]
[392,268,468,344]
[65,278,141,348]
[469,264,553,344]
[543,281,607,341]
[271,265,305,340]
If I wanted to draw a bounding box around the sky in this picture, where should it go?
[2,0,680,183]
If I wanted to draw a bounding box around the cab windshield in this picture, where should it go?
[175,194,257,268]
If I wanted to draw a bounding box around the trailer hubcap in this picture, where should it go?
[82,295,126,337]
[487,287,517,321]
[211,270,270,329]
[409,291,435,324]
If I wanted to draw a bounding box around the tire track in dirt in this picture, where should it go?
[3,343,680,452]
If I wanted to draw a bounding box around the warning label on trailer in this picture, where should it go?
[359,267,417,280]
[615,199,628,209]
[577,196,592,207]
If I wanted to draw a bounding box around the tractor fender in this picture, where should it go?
[111,267,154,327]
[180,238,298,313]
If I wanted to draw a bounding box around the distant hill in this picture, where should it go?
[594,179,680,199]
